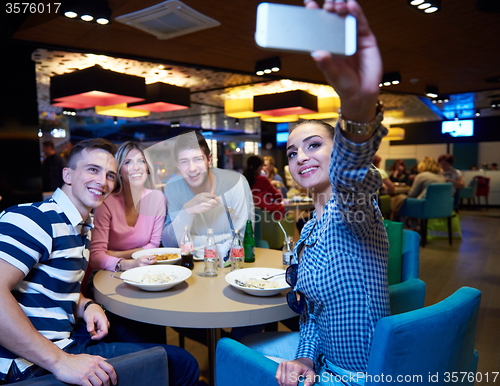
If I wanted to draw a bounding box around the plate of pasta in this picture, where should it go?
[225,268,289,297]
[132,248,181,264]
[119,265,192,291]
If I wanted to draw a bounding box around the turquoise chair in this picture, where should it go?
[459,178,478,209]
[388,229,426,315]
[216,287,481,386]
[400,183,454,247]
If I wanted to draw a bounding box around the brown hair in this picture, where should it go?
[438,154,454,165]
[291,119,335,138]
[66,138,117,170]
[174,130,210,161]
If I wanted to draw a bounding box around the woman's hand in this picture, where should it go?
[307,0,382,123]
[276,358,316,386]
[117,256,156,271]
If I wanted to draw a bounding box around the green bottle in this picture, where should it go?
[243,220,255,263]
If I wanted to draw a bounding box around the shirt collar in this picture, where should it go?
[52,188,93,229]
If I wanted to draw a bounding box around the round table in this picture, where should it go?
[93,248,296,385]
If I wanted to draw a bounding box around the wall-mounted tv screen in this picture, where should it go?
[442,119,474,137]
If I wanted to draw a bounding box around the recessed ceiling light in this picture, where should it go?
[418,3,431,9]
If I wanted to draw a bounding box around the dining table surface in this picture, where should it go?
[93,247,296,385]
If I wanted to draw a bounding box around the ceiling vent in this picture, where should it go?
[115,0,220,40]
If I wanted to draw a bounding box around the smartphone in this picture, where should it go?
[255,2,357,56]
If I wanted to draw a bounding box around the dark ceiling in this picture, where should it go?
[7,0,500,118]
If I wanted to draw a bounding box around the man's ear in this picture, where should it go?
[62,167,72,186]
[207,154,212,167]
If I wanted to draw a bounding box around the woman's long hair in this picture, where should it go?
[243,155,264,188]
[417,156,441,174]
[114,141,155,194]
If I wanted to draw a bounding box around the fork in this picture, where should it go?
[262,272,285,280]
[234,279,261,288]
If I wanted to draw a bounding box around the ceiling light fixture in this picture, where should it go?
[425,86,439,98]
[431,94,450,104]
[50,65,146,109]
[408,0,441,13]
[255,57,281,76]
[224,99,261,119]
[95,103,150,118]
[129,82,190,113]
[379,71,401,87]
[253,90,317,116]
[61,0,111,25]
[491,100,500,109]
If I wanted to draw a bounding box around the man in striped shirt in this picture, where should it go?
[0,138,199,386]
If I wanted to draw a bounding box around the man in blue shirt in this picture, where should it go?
[0,138,198,386]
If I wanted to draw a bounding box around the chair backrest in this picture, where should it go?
[422,183,454,219]
[366,287,481,386]
[474,176,490,197]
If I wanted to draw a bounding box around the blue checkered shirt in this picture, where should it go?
[293,124,390,373]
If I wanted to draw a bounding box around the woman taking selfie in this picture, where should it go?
[244,1,390,385]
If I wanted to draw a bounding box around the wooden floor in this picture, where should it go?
[167,208,500,383]
[419,208,500,379]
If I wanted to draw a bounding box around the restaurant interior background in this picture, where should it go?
[1,0,500,211]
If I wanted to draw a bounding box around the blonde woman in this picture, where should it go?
[263,155,288,196]
[407,156,446,198]
[390,156,446,220]
[90,141,166,272]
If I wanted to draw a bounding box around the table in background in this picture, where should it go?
[93,248,296,386]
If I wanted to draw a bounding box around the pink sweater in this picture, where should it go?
[90,189,166,271]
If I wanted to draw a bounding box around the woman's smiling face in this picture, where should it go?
[286,122,333,194]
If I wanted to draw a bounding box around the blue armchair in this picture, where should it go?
[216,287,481,386]
[9,347,168,386]
[400,183,454,247]
[388,229,426,315]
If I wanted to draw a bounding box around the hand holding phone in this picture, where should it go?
[255,2,357,56]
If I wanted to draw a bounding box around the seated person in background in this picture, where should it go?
[491,163,498,170]
[90,141,167,344]
[161,130,254,248]
[438,154,465,194]
[389,159,411,186]
[263,155,288,197]
[373,154,395,195]
[0,138,199,386]
[243,155,285,220]
[391,156,446,221]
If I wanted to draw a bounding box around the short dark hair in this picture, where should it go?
[42,140,55,149]
[173,130,210,161]
[66,138,117,169]
[438,154,454,165]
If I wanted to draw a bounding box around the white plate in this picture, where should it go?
[225,268,289,297]
[119,265,192,291]
[132,248,181,264]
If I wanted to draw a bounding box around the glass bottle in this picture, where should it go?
[204,228,218,276]
[229,229,244,271]
[180,225,194,270]
[243,220,255,263]
[282,236,294,267]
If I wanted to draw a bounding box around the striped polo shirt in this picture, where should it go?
[0,188,92,379]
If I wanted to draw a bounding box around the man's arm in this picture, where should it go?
[0,261,116,386]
